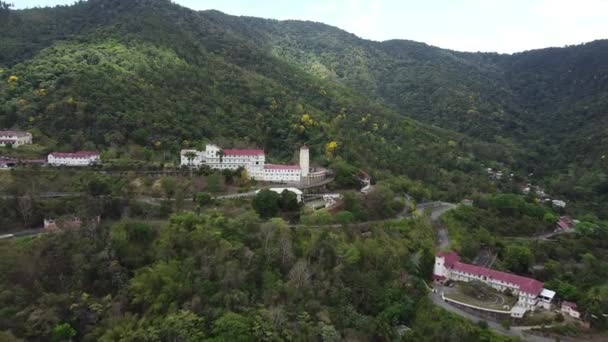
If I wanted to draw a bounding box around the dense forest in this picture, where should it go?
[0,0,607,340]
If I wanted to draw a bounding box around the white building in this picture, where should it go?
[180,144,312,183]
[48,151,100,166]
[0,131,32,147]
[561,301,581,319]
[180,149,205,167]
[263,164,301,182]
[552,199,567,209]
[434,251,554,317]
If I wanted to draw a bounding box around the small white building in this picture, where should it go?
[48,151,100,166]
[0,131,32,147]
[552,199,567,209]
[561,301,581,319]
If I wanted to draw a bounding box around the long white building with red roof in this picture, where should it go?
[434,251,554,315]
[180,144,310,183]
[48,151,100,166]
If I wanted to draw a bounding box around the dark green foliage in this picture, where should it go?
[195,192,212,207]
[279,189,299,212]
[252,189,280,218]
[1,211,504,340]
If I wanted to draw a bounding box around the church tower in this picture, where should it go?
[299,145,309,178]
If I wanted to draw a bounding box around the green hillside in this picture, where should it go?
[0,0,515,201]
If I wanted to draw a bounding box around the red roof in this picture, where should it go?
[557,216,575,230]
[264,164,301,170]
[438,251,544,295]
[49,151,99,159]
[223,149,264,156]
[562,301,578,310]
[437,251,460,268]
[0,131,30,137]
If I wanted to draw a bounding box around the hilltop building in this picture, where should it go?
[48,151,100,166]
[181,144,319,183]
[0,131,32,147]
[433,251,554,317]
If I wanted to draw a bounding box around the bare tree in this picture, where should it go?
[288,260,311,289]
[17,195,34,228]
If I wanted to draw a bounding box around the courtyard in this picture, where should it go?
[443,281,519,311]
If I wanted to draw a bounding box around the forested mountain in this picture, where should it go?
[2,0,607,213]
[1,1,608,341]
[0,0,520,202]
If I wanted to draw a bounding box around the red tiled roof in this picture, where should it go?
[438,251,544,295]
[264,164,301,170]
[437,251,460,268]
[223,149,264,156]
[0,131,30,137]
[557,216,574,230]
[49,151,99,159]
[562,301,578,309]
[451,261,544,295]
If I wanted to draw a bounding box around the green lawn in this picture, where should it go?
[445,282,518,311]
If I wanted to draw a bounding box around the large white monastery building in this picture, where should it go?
[48,151,101,166]
[434,251,555,317]
[181,144,311,183]
[0,131,33,147]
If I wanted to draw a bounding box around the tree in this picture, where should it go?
[206,173,224,193]
[52,323,76,342]
[253,189,280,218]
[212,312,251,342]
[184,151,197,167]
[86,175,111,197]
[16,195,34,228]
[503,244,533,274]
[161,177,177,199]
[280,190,299,211]
[364,185,398,219]
[195,192,212,208]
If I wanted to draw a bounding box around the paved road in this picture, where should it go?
[416,202,457,249]
[0,228,46,240]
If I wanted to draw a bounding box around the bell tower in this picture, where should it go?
[299,145,309,178]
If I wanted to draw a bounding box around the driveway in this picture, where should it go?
[430,287,555,342]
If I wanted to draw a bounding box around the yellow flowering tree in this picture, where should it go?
[325,141,338,158]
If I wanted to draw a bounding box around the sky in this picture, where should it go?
[13,0,608,53]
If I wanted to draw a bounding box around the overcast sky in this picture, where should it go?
[13,0,608,53]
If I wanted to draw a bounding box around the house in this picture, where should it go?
[433,251,554,317]
[0,131,32,147]
[552,199,567,209]
[44,216,100,230]
[44,217,83,230]
[561,301,581,319]
[461,199,474,206]
[48,151,100,166]
[0,156,17,169]
[180,145,316,183]
[556,216,575,232]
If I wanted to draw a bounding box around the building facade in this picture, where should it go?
[180,144,313,183]
[434,251,554,316]
[48,151,100,166]
[0,131,32,147]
